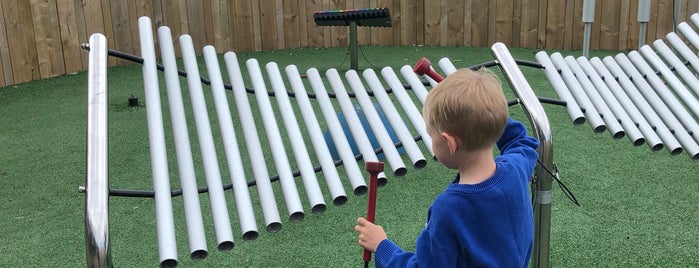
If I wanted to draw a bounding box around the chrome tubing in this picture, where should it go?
[85,33,113,268]
[491,42,554,268]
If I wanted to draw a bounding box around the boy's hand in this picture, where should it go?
[355,217,388,252]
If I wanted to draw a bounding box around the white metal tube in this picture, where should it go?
[690,13,699,28]
[222,52,282,233]
[180,37,258,242]
[677,23,699,58]
[665,32,699,80]
[400,65,429,104]
[575,57,643,145]
[564,56,625,139]
[437,57,457,75]
[196,46,238,250]
[606,55,683,155]
[342,69,409,177]
[641,44,699,120]
[380,66,434,157]
[589,57,662,150]
[265,62,327,214]
[138,16,177,266]
[323,69,388,186]
[285,65,348,204]
[307,68,367,194]
[549,52,606,132]
[362,68,427,169]
[157,28,209,259]
[246,58,305,223]
[535,52,586,126]
[630,50,699,140]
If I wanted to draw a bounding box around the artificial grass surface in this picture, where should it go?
[0,45,697,267]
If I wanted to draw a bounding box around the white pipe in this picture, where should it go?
[137,16,177,266]
[564,56,625,139]
[222,52,282,233]
[549,52,606,133]
[246,58,305,223]
[665,32,699,79]
[285,65,348,204]
[362,68,427,169]
[589,57,662,151]
[400,65,429,104]
[157,29,209,259]
[631,50,699,151]
[265,62,327,214]
[193,46,237,250]
[323,69,388,186]
[437,58,457,75]
[380,66,434,157]
[535,52,586,126]
[180,37,258,242]
[306,68,367,194]
[641,44,699,120]
[691,13,699,28]
[606,55,683,155]
[575,57,643,145]
[342,69,408,177]
[677,23,699,57]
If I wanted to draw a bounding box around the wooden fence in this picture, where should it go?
[0,0,697,87]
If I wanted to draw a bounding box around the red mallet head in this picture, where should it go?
[413,57,444,82]
[365,161,385,174]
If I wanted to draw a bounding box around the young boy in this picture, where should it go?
[355,68,539,267]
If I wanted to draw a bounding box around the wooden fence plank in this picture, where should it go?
[599,0,621,50]
[72,0,88,70]
[283,0,301,49]
[519,0,538,48]
[305,0,324,48]
[251,0,262,50]
[0,1,10,85]
[545,0,565,48]
[462,0,472,46]
[210,0,231,52]
[56,0,83,74]
[494,0,513,46]
[186,0,206,51]
[233,0,255,51]
[423,0,440,45]
[258,0,277,50]
[98,0,116,66]
[109,0,133,64]
[4,0,39,83]
[617,0,631,50]
[511,0,521,47]
[537,0,548,48]
[471,0,488,47]
[447,0,464,46]
[655,0,674,40]
[562,0,574,50]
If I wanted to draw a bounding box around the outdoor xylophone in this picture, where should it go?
[84,15,557,268]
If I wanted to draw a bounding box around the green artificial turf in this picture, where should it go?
[0,45,697,267]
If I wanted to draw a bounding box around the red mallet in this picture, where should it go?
[363,161,385,266]
[413,57,444,82]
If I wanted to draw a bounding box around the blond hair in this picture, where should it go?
[422,68,508,151]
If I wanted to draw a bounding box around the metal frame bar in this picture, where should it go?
[491,42,555,268]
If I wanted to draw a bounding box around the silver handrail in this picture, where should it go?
[84,33,112,268]
[491,42,554,268]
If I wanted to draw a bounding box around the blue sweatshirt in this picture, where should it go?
[374,118,539,267]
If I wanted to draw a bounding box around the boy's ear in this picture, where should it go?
[440,132,459,156]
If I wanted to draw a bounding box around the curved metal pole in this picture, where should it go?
[491,42,554,268]
[84,33,112,268]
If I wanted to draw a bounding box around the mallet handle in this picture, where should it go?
[363,161,384,263]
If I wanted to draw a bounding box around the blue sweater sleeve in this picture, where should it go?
[496,118,539,176]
